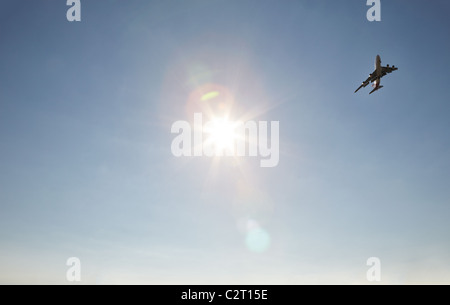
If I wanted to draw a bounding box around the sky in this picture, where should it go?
[0,0,450,284]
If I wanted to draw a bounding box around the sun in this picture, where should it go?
[203,117,238,155]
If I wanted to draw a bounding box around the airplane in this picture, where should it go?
[354,55,398,94]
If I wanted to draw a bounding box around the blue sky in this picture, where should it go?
[1,0,450,284]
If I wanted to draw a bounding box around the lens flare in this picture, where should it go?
[246,227,271,253]
[242,219,271,253]
[201,91,220,101]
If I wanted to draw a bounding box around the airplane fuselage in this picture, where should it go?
[375,54,382,77]
[370,55,382,94]
[374,54,382,87]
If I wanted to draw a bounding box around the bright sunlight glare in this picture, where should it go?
[204,117,238,155]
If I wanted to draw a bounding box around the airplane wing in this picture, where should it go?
[380,65,398,77]
[354,70,377,93]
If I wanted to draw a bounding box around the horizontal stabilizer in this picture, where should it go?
[369,85,383,95]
